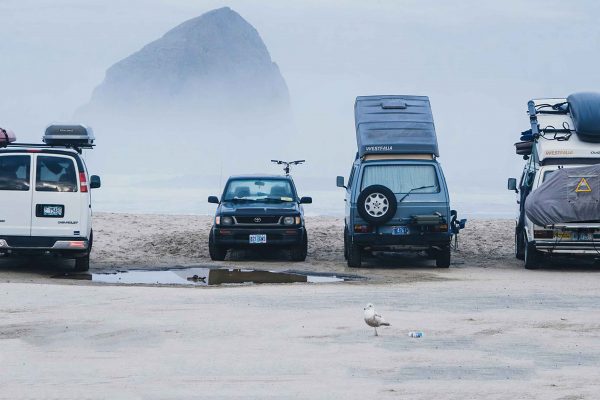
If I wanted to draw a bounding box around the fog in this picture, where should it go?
[1,0,600,216]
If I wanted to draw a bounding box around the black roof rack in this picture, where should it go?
[0,142,94,154]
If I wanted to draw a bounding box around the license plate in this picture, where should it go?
[249,234,267,244]
[576,232,592,241]
[42,205,64,217]
[554,232,571,239]
[392,226,409,235]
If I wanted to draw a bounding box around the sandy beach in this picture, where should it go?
[89,213,516,272]
[1,213,600,399]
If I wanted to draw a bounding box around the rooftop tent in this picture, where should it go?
[567,92,600,143]
[354,95,439,158]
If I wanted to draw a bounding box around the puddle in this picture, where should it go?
[52,267,364,287]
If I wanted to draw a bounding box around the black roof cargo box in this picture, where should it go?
[43,124,95,147]
[354,95,439,158]
[567,92,600,143]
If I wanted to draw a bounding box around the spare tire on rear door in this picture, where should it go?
[357,185,397,225]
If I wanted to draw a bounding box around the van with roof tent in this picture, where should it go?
[508,92,600,269]
[0,125,101,271]
[337,95,465,268]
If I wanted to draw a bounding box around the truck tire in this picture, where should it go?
[435,246,451,268]
[347,241,362,268]
[209,233,227,261]
[356,185,397,225]
[74,255,90,272]
[524,240,540,269]
[515,229,525,260]
[290,232,308,262]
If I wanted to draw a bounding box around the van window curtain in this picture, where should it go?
[361,165,439,193]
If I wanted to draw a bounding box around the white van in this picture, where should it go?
[508,95,600,268]
[0,125,100,271]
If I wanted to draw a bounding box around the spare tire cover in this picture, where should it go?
[357,185,397,225]
[525,164,600,226]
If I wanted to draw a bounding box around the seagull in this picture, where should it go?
[364,303,390,336]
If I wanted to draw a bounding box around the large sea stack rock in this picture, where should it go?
[77,7,290,124]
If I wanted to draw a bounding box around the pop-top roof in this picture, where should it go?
[354,95,439,157]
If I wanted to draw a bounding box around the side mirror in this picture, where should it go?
[208,196,219,204]
[336,176,346,188]
[89,175,101,189]
[300,196,312,204]
[507,178,517,192]
[450,209,457,218]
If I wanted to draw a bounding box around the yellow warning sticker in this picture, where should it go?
[575,177,592,193]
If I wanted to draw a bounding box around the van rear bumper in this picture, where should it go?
[0,236,89,255]
[534,239,600,255]
[352,232,452,250]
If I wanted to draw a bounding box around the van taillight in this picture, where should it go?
[354,224,373,233]
[430,224,448,232]
[79,172,88,193]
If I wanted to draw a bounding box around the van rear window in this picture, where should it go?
[36,156,78,192]
[361,165,440,194]
[0,155,30,191]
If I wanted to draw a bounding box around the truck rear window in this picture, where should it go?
[36,156,78,192]
[0,155,30,191]
[361,165,440,194]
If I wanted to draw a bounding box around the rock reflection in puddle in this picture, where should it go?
[53,267,357,286]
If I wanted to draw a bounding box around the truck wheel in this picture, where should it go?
[515,229,525,260]
[290,232,308,262]
[524,241,540,269]
[435,246,451,268]
[209,233,227,261]
[343,227,349,260]
[347,242,362,268]
[356,185,397,225]
[74,255,90,272]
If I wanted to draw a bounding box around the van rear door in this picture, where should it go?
[357,162,450,225]
[31,154,82,238]
[0,154,33,236]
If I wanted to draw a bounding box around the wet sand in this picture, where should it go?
[1,213,600,398]
[2,273,600,399]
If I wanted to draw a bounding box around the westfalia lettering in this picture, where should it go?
[365,145,393,152]
[545,150,574,156]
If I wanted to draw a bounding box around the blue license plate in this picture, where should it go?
[576,232,592,241]
[249,234,267,244]
[39,205,64,217]
[392,226,409,235]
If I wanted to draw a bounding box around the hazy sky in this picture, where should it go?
[2,0,600,206]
